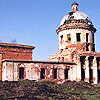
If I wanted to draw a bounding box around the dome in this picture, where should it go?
[60,2,92,26]
[56,2,96,34]
[60,11,91,25]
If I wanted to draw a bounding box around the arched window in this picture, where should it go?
[19,67,24,79]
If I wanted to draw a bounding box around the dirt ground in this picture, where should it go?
[0,80,100,100]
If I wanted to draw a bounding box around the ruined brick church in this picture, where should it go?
[0,2,100,84]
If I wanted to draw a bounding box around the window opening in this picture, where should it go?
[86,44,89,51]
[60,35,63,41]
[64,68,69,79]
[76,33,81,42]
[67,34,71,42]
[40,68,45,79]
[92,34,94,43]
[19,67,24,79]
[92,44,95,51]
[86,33,89,42]
[53,68,57,79]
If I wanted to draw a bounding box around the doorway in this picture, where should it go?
[19,67,24,79]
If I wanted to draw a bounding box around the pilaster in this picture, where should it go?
[85,56,89,82]
[76,56,81,81]
[93,57,98,84]
[58,68,64,80]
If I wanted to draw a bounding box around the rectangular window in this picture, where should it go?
[53,68,57,79]
[19,67,24,79]
[92,44,95,51]
[92,34,94,43]
[60,35,63,41]
[64,68,69,79]
[86,44,89,51]
[60,35,63,44]
[86,33,89,42]
[40,68,45,79]
[67,34,71,42]
[76,33,81,42]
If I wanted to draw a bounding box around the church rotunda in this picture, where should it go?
[49,2,100,84]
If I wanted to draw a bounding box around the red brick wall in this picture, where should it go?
[0,47,33,60]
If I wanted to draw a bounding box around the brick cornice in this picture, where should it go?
[0,42,35,49]
[56,19,96,34]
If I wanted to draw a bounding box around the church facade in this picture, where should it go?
[0,2,100,84]
[0,43,74,83]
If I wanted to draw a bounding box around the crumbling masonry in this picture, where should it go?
[0,2,100,84]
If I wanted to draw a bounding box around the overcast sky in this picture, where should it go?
[0,0,100,60]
